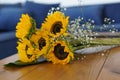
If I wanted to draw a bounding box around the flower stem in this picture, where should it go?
[72,38,120,51]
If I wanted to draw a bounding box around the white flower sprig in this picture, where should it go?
[67,17,95,47]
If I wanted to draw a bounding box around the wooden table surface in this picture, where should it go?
[0,47,120,80]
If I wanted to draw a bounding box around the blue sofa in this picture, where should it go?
[0,1,120,59]
[64,3,120,31]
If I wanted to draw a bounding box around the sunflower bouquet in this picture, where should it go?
[4,9,120,67]
[5,11,74,66]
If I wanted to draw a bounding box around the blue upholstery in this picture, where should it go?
[0,3,21,9]
[0,31,17,59]
[93,23,120,32]
[0,31,16,41]
[64,5,104,25]
[104,3,120,24]
[0,8,29,31]
[23,1,60,28]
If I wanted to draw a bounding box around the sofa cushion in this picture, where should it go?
[23,1,60,28]
[64,5,104,25]
[0,3,21,9]
[0,31,16,42]
[0,38,17,59]
[0,8,29,31]
[0,31,17,59]
[104,3,120,24]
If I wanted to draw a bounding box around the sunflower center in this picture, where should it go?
[25,45,32,59]
[54,44,69,60]
[51,21,62,34]
[38,37,46,50]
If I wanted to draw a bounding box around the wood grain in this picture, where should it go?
[97,47,120,80]
[1,47,120,80]
[0,54,40,80]
[19,52,109,80]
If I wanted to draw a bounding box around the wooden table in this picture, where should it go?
[0,47,120,80]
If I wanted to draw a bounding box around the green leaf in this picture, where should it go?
[4,59,47,67]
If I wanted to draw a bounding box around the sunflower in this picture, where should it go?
[17,39,38,63]
[45,40,74,64]
[41,11,69,37]
[16,14,36,39]
[30,30,50,57]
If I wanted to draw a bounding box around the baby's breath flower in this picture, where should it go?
[67,17,95,47]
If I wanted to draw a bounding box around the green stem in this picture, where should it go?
[92,38,120,45]
[72,38,120,51]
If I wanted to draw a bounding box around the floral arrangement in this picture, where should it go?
[4,8,120,67]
